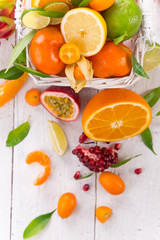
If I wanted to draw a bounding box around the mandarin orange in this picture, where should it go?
[89,0,116,11]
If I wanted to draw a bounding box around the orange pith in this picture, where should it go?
[96,206,112,223]
[89,0,116,11]
[74,64,85,80]
[26,151,51,185]
[82,89,152,142]
[59,43,81,64]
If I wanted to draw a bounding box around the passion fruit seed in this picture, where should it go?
[45,96,73,118]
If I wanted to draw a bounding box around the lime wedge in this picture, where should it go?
[22,9,50,29]
[48,120,67,156]
[143,44,160,72]
[44,1,69,25]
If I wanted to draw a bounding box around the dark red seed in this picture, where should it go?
[74,171,81,179]
[79,132,89,143]
[83,184,90,191]
[89,147,94,153]
[106,142,110,144]
[134,168,142,175]
[97,153,103,159]
[115,143,122,150]
[72,149,79,155]
[99,166,104,172]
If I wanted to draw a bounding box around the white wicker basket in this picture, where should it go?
[15,0,153,89]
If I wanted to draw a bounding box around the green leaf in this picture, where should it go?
[140,128,156,155]
[37,10,66,18]
[15,48,26,65]
[143,87,160,107]
[14,63,50,78]
[23,210,56,239]
[6,30,36,72]
[79,0,92,7]
[6,121,30,147]
[156,111,160,116]
[0,66,24,80]
[131,54,149,79]
[110,154,142,168]
[71,0,81,7]
[77,173,93,180]
[113,33,126,45]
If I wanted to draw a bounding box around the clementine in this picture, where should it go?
[89,0,116,11]
[30,26,66,75]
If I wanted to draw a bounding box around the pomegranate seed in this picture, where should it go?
[106,142,110,144]
[89,147,94,153]
[79,132,89,143]
[83,184,90,191]
[115,143,122,150]
[72,149,79,155]
[74,171,81,179]
[134,168,142,175]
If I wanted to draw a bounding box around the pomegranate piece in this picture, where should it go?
[134,168,142,175]
[40,86,80,122]
[0,6,15,39]
[83,184,90,191]
[79,132,89,143]
[74,171,81,179]
[72,145,118,173]
[114,143,122,150]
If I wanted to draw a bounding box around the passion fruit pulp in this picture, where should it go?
[40,86,80,122]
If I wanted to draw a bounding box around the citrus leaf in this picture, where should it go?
[79,0,92,7]
[6,121,30,147]
[110,154,142,168]
[77,173,93,180]
[23,210,56,239]
[71,0,81,7]
[6,30,36,72]
[140,128,156,155]
[14,63,49,78]
[37,10,65,18]
[0,66,24,80]
[113,33,126,45]
[156,111,160,116]
[143,87,160,107]
[131,54,149,79]
[15,48,26,65]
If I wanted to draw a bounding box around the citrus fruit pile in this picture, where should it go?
[19,0,144,92]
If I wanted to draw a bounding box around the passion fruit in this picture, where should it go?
[40,86,80,122]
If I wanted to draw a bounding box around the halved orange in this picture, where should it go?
[82,89,152,142]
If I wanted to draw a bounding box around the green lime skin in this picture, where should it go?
[102,0,142,41]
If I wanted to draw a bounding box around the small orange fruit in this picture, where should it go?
[74,64,85,80]
[26,151,51,185]
[99,172,125,195]
[57,192,77,218]
[30,26,66,75]
[31,0,72,8]
[59,43,81,64]
[96,206,112,223]
[89,0,116,11]
[82,88,152,142]
[89,41,132,78]
[25,88,41,106]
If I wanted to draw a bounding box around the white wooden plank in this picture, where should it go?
[0,35,15,240]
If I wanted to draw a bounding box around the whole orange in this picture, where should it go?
[89,41,132,78]
[30,26,66,75]
[25,88,41,106]
[57,192,77,218]
[89,0,116,11]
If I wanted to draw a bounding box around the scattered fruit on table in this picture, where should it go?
[40,86,80,121]
[89,41,132,78]
[57,192,77,218]
[143,43,160,72]
[43,1,70,25]
[74,171,81,180]
[31,0,72,8]
[61,8,107,56]
[96,206,112,223]
[89,0,116,11]
[134,168,142,175]
[82,89,152,142]
[79,132,89,144]
[59,43,81,64]
[30,26,65,75]
[0,6,15,39]
[25,88,41,106]
[83,184,90,191]
[0,72,28,107]
[114,143,122,151]
[26,151,51,185]
[72,145,118,172]
[99,171,125,195]
[48,120,67,156]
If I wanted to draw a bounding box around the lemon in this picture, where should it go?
[48,120,67,156]
[143,44,160,72]
[44,1,70,25]
[61,8,107,57]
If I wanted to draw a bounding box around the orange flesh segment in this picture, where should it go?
[34,165,51,186]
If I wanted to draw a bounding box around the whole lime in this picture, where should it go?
[102,0,142,41]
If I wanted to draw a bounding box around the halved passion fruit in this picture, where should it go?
[40,86,80,121]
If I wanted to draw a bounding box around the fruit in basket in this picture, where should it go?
[96,206,112,223]
[102,0,142,42]
[61,8,107,56]
[57,192,77,218]
[74,65,85,80]
[30,26,66,75]
[89,0,116,11]
[72,145,118,172]
[143,43,160,72]
[31,0,72,8]
[0,0,15,9]
[43,1,70,25]
[59,43,81,64]
[82,89,152,142]
[40,86,80,121]
[25,88,41,106]
[89,41,132,78]
[0,73,28,107]
[0,6,15,39]
[99,172,125,195]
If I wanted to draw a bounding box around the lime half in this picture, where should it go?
[22,9,50,29]
[44,1,69,25]
[48,120,67,156]
[143,45,160,72]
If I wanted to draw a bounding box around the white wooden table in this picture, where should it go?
[0,1,160,239]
